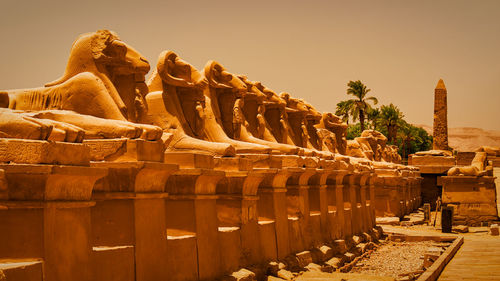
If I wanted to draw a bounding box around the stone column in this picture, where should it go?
[166,166,225,281]
[90,161,178,281]
[286,167,316,252]
[257,168,293,260]
[433,79,449,150]
[0,164,106,281]
[367,174,377,229]
[213,156,271,271]
[326,170,348,240]
[358,172,371,233]
[308,168,333,244]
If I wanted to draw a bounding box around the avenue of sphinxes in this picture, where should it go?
[0,30,423,281]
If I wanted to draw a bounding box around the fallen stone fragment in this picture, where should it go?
[277,269,294,281]
[344,252,356,262]
[490,224,499,236]
[452,225,469,233]
[223,268,256,281]
[325,257,343,268]
[356,243,368,253]
[352,235,362,245]
[361,232,372,242]
[400,221,413,227]
[332,239,347,254]
[296,251,313,268]
[304,263,322,272]
[311,245,333,262]
[267,261,280,276]
[376,217,400,225]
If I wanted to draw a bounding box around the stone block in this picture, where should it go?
[214,156,253,171]
[84,138,165,162]
[0,164,106,200]
[352,235,361,244]
[164,151,214,169]
[295,251,313,268]
[452,225,469,233]
[304,263,322,272]
[490,224,499,236]
[223,268,256,281]
[92,246,134,281]
[267,261,280,276]
[0,260,43,281]
[344,252,356,262]
[411,155,455,166]
[325,257,343,268]
[311,245,333,263]
[91,161,177,193]
[0,139,90,165]
[361,232,372,242]
[277,269,294,280]
[332,239,347,254]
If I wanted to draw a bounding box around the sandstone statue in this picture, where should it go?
[316,112,348,154]
[448,152,492,176]
[146,50,237,156]
[0,30,163,141]
[203,64,299,154]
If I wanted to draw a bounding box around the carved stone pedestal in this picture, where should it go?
[0,164,106,281]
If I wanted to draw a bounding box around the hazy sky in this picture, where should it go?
[1,0,499,130]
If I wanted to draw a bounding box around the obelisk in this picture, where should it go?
[433,79,448,150]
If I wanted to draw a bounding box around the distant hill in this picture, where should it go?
[414,125,500,152]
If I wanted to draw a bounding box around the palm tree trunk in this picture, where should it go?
[359,110,365,131]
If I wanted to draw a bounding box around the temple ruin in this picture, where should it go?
[0,29,469,281]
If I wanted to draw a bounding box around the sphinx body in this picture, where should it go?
[278,92,333,158]
[0,30,162,141]
[448,152,491,176]
[203,64,298,155]
[316,112,348,155]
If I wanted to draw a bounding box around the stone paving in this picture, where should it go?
[382,223,500,281]
[438,232,500,280]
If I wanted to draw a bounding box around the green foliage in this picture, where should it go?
[395,121,432,158]
[346,123,362,140]
[337,80,378,131]
[377,103,404,144]
[366,107,381,130]
[335,79,431,160]
[335,100,354,124]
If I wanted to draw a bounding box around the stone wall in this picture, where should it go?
[0,140,422,281]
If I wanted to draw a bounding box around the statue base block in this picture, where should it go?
[0,139,90,166]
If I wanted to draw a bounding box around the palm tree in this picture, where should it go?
[345,80,378,131]
[378,103,404,144]
[335,100,354,124]
[366,107,380,130]
[398,121,422,160]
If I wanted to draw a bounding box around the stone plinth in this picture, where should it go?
[0,164,106,281]
[442,176,498,226]
[0,164,106,200]
[0,139,90,166]
[89,161,178,281]
[84,138,164,162]
[166,166,225,280]
[325,170,348,240]
[257,168,293,260]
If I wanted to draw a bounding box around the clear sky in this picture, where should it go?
[1,0,499,130]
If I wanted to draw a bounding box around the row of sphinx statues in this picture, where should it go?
[0,30,401,165]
